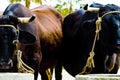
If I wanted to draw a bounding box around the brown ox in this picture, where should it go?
[0,3,63,80]
[31,5,63,80]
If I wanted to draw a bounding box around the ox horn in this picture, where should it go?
[85,7,100,12]
[18,15,36,24]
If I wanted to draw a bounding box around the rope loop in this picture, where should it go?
[79,51,95,74]
[15,50,35,74]
[87,51,95,68]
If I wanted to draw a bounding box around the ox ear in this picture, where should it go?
[19,30,36,44]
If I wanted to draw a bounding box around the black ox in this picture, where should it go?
[58,3,120,77]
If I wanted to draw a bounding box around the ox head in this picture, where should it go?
[0,15,36,71]
[85,4,120,50]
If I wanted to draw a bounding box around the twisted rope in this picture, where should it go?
[15,49,34,74]
[79,17,101,74]
[14,32,34,74]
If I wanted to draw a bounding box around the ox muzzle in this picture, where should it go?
[0,15,35,70]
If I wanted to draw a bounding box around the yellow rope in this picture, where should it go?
[96,17,102,40]
[79,18,101,74]
[14,37,34,74]
[101,11,120,19]
[15,50,35,74]
[0,25,17,29]
[45,69,52,80]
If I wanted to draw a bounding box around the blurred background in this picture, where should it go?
[0,0,120,17]
[0,0,119,80]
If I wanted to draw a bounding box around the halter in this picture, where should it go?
[0,24,34,74]
[79,10,120,74]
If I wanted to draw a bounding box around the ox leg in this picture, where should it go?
[32,58,41,80]
[55,61,62,80]
[110,53,120,73]
[40,69,52,80]
[34,71,39,80]
[108,53,117,72]
[106,53,119,73]
[30,63,39,80]
[50,67,54,76]
[30,56,40,80]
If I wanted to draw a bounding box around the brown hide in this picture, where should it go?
[31,5,63,71]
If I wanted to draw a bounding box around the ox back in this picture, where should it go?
[0,3,63,80]
[61,3,120,77]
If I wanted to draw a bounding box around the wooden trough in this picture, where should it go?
[0,73,34,80]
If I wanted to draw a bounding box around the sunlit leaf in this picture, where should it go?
[69,1,73,13]
[25,0,30,8]
[32,0,42,5]
[9,0,83,17]
[60,8,69,17]
[9,0,14,3]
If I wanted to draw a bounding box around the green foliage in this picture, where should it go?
[55,4,69,17]
[9,0,30,8]
[53,0,84,17]
[32,0,42,5]
[54,0,73,17]
[9,0,21,3]
[8,0,84,17]
[9,0,42,8]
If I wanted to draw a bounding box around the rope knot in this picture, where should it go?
[87,51,95,68]
[96,17,102,40]
[96,17,102,24]
[96,17,102,32]
[79,51,95,74]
